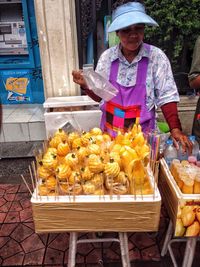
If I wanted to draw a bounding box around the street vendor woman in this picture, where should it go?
[72,1,192,152]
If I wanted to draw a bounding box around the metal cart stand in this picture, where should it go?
[161,220,198,267]
[68,232,130,267]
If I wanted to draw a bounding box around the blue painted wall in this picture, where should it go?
[0,0,44,104]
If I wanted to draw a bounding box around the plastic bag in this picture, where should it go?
[83,64,118,101]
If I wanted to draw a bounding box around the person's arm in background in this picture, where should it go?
[188,36,200,90]
[153,48,192,152]
[72,70,101,102]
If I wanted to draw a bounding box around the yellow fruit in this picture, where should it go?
[68,132,80,146]
[46,176,57,190]
[77,147,89,162]
[83,182,96,194]
[38,184,49,196]
[56,164,72,181]
[57,141,70,156]
[81,166,94,181]
[46,147,57,155]
[112,144,122,153]
[103,134,111,142]
[175,219,186,237]
[104,159,120,178]
[181,206,196,227]
[72,138,82,149]
[95,134,104,145]
[68,171,81,184]
[42,153,58,169]
[91,173,104,188]
[109,151,122,168]
[185,221,200,237]
[90,127,102,136]
[88,144,101,155]
[49,135,62,149]
[128,159,146,185]
[88,154,104,173]
[54,128,68,142]
[63,153,78,169]
[37,164,52,180]
[131,132,145,147]
[196,209,200,223]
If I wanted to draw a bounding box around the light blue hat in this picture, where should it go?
[108,2,158,33]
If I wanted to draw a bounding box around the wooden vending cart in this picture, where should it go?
[29,96,162,267]
[159,158,200,267]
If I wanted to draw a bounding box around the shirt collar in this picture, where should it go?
[111,42,150,65]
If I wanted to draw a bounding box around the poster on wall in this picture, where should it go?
[1,70,32,104]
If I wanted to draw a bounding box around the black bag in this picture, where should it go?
[192,97,200,145]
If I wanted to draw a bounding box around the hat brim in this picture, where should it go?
[107,12,158,33]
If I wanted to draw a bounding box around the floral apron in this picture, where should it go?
[100,44,155,137]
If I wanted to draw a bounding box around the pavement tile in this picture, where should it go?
[14,192,30,201]
[0,184,18,191]
[10,223,34,242]
[10,201,23,211]
[48,233,69,251]
[2,252,24,266]
[44,247,64,265]
[0,223,18,236]
[19,207,33,222]
[23,248,45,266]
[6,185,20,194]
[48,233,60,244]
[21,233,45,253]
[0,188,5,197]
[4,211,20,223]
[102,246,121,262]
[19,183,31,193]
[141,245,161,261]
[0,238,22,259]
[0,236,10,247]
[23,222,35,230]
[129,247,141,261]
[20,197,31,209]
[130,232,156,250]
[0,198,12,212]
[4,193,16,202]
[85,249,105,264]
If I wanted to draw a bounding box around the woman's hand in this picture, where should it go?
[72,70,88,89]
[171,128,193,154]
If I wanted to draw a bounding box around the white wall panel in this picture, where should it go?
[34,0,80,98]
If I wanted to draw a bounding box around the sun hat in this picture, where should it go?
[108,2,158,33]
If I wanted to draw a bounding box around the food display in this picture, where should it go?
[170,159,200,194]
[159,158,200,237]
[36,125,153,197]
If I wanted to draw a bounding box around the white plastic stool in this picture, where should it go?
[161,220,197,267]
[68,232,130,267]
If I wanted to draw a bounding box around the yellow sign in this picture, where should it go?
[5,77,29,95]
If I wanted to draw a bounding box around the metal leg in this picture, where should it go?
[123,232,131,267]
[119,232,130,267]
[182,237,197,267]
[161,220,174,256]
[168,239,182,267]
[68,232,78,267]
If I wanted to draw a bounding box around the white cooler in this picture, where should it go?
[43,96,102,138]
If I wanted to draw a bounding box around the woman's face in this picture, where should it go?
[117,24,145,53]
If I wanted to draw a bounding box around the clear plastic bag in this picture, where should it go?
[83,64,118,101]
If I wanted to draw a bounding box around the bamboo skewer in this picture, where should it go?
[21,174,32,196]
[32,161,40,201]
[29,165,35,193]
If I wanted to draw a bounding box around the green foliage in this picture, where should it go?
[144,0,200,73]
